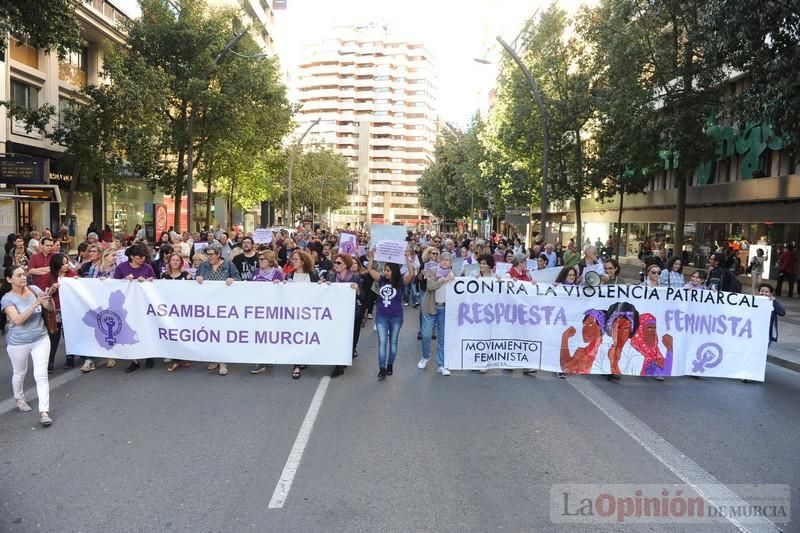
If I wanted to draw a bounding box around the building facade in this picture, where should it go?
[0,0,169,241]
[293,25,437,229]
[549,75,800,275]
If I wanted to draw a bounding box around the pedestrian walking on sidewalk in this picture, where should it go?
[776,245,797,298]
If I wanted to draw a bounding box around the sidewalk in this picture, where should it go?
[618,263,800,373]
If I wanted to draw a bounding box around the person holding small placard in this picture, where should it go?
[367,250,415,380]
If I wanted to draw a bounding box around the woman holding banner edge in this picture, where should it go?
[325,253,361,378]
[195,242,241,376]
[286,250,319,379]
[367,250,415,380]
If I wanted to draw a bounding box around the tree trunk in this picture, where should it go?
[173,148,185,232]
[573,129,584,251]
[227,179,236,230]
[615,181,625,260]
[673,171,687,260]
[205,160,213,230]
[574,192,582,251]
[64,161,81,233]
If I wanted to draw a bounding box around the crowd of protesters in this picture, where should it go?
[0,223,791,426]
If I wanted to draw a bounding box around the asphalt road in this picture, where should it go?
[1,306,798,533]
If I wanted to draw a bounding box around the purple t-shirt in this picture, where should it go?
[376,277,404,318]
[113,261,156,280]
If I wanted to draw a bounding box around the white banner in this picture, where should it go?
[444,279,772,381]
[60,279,355,365]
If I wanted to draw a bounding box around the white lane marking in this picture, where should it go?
[268,376,331,509]
[568,377,781,532]
[0,367,83,416]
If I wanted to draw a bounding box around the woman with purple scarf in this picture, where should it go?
[418,251,456,376]
[251,250,285,282]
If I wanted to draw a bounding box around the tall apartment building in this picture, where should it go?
[294,26,437,228]
[209,0,277,54]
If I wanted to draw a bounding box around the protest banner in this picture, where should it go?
[369,224,407,249]
[193,242,208,254]
[338,231,358,255]
[60,279,355,365]
[116,250,128,264]
[444,279,771,381]
[253,228,273,244]
[374,239,408,264]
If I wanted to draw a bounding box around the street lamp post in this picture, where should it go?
[185,30,249,233]
[494,36,550,245]
[286,117,321,228]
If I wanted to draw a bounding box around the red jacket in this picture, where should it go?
[509,265,531,282]
[778,250,797,274]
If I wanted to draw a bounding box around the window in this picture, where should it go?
[10,80,41,138]
[59,46,89,87]
[58,98,76,130]
[9,34,38,69]
[11,80,38,110]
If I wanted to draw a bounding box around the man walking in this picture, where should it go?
[776,244,797,298]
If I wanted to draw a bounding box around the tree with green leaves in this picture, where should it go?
[578,4,660,258]
[278,146,350,225]
[1,0,83,59]
[584,0,723,253]
[418,123,486,221]
[122,0,292,231]
[704,0,800,156]
[485,5,602,246]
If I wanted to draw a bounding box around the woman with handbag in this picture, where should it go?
[1,265,55,426]
[748,249,765,295]
[44,253,78,372]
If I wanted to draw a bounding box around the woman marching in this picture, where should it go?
[161,252,193,372]
[286,250,319,379]
[325,253,362,378]
[248,250,285,375]
[195,242,241,376]
[419,251,456,376]
[1,265,55,426]
[367,250,415,380]
[44,253,78,371]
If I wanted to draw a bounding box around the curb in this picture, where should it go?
[767,355,800,373]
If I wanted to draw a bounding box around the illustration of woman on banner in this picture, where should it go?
[594,302,640,380]
[630,313,673,380]
[560,309,605,374]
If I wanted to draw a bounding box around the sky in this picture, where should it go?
[116,0,591,128]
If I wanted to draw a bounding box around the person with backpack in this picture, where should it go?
[705,253,741,293]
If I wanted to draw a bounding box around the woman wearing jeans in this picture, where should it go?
[366,251,415,380]
[419,251,456,376]
[1,265,54,426]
